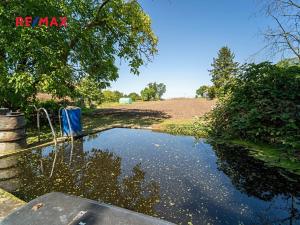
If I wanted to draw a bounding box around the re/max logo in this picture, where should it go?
[15,17,67,28]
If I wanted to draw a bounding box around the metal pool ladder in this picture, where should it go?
[35,107,75,176]
[36,107,57,146]
[36,107,58,178]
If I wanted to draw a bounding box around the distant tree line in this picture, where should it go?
[77,81,166,107]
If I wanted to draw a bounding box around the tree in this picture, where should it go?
[77,76,103,108]
[209,47,239,97]
[147,82,166,100]
[102,90,123,102]
[263,0,300,59]
[140,82,166,101]
[196,85,209,98]
[113,91,124,101]
[128,92,141,101]
[276,57,300,68]
[156,83,166,100]
[147,83,158,99]
[140,87,156,101]
[0,0,158,110]
[207,86,216,99]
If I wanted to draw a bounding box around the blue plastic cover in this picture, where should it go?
[61,108,82,136]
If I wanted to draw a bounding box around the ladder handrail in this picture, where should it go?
[35,106,76,177]
[37,107,57,146]
[36,107,58,178]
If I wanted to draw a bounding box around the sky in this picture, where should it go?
[110,0,279,99]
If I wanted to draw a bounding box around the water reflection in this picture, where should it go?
[212,142,300,224]
[9,129,300,225]
[14,143,160,217]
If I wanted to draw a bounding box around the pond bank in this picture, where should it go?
[0,188,25,221]
[199,137,300,176]
[229,139,300,175]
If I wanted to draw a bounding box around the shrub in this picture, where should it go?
[38,100,61,113]
[165,118,209,138]
[141,87,156,101]
[207,86,217,99]
[209,62,300,149]
[140,82,166,101]
[128,92,141,101]
[77,77,103,107]
[102,90,124,102]
[196,85,209,98]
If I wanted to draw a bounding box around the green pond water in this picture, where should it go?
[7,128,300,224]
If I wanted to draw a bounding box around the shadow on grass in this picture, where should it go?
[83,108,171,132]
[26,108,170,146]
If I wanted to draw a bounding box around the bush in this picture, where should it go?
[141,87,156,101]
[140,82,166,101]
[207,86,217,99]
[196,85,209,98]
[77,77,103,107]
[102,90,124,102]
[128,92,141,101]
[38,100,62,113]
[165,118,209,138]
[209,62,300,149]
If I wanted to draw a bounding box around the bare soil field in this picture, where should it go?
[98,98,216,120]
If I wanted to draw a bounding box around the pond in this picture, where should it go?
[6,128,300,224]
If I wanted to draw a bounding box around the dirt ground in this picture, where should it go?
[99,98,216,120]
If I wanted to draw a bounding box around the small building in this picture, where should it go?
[119,97,132,104]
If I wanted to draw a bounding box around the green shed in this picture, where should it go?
[119,98,133,104]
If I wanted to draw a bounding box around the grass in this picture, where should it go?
[218,139,300,175]
[82,108,168,132]
[0,188,25,220]
[96,101,145,108]
[160,118,209,138]
[96,102,122,108]
[26,124,61,145]
[234,140,300,175]
[26,107,170,146]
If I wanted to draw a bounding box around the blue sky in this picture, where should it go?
[111,0,278,98]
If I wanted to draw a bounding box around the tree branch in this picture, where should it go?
[287,0,300,9]
[271,14,300,58]
[64,0,113,61]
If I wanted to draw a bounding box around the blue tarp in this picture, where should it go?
[61,107,82,136]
